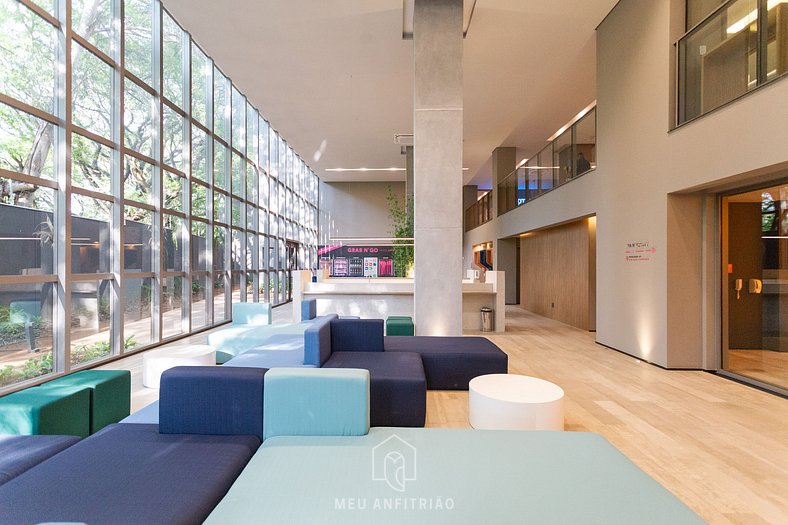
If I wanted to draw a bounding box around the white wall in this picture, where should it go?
[464,0,788,368]
[319,181,405,244]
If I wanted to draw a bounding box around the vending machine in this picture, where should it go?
[363,257,379,277]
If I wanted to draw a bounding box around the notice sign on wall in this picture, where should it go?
[625,241,656,262]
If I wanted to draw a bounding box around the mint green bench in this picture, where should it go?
[40,370,130,434]
[386,315,414,336]
[0,387,90,438]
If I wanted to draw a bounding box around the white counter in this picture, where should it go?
[292,271,505,332]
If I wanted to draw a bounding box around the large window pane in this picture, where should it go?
[124,80,155,158]
[73,0,114,58]
[0,283,54,388]
[71,194,111,274]
[191,181,207,218]
[191,275,208,329]
[213,273,226,323]
[0,186,54,276]
[214,141,228,191]
[163,171,185,212]
[72,44,112,139]
[232,198,244,229]
[679,0,759,123]
[232,152,244,198]
[163,214,183,272]
[0,103,55,179]
[71,279,113,366]
[124,155,154,204]
[231,229,244,270]
[190,221,208,271]
[72,133,112,194]
[162,275,184,338]
[162,12,185,108]
[191,44,210,127]
[246,106,258,162]
[247,163,257,203]
[214,68,229,140]
[213,226,226,271]
[163,106,185,171]
[231,87,245,151]
[0,1,56,113]
[192,125,208,181]
[123,277,152,350]
[123,205,152,272]
[124,0,153,86]
[214,191,227,223]
[259,118,269,171]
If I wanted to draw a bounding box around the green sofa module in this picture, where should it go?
[386,315,414,336]
[40,370,131,434]
[0,387,90,438]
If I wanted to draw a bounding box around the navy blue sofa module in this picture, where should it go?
[0,423,260,525]
[159,366,267,439]
[0,434,80,486]
[385,336,508,390]
[324,351,426,427]
[330,318,384,352]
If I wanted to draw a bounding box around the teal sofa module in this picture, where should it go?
[386,315,414,336]
[206,428,706,525]
[263,367,370,440]
[232,302,272,325]
[40,370,130,434]
[208,322,309,363]
[0,386,91,438]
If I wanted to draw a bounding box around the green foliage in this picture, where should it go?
[386,186,414,277]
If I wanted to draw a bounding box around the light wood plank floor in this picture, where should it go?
[100,305,788,525]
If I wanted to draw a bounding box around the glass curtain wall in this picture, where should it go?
[0,0,318,391]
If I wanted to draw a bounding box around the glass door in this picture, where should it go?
[285,241,299,302]
[722,184,788,392]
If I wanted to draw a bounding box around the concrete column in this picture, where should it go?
[413,0,463,336]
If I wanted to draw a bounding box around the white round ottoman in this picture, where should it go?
[469,374,564,430]
[142,344,216,389]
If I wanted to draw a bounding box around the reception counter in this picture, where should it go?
[292,272,506,333]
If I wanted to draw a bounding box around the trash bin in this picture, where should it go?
[481,307,494,332]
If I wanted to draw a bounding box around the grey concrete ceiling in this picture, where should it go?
[162,0,618,187]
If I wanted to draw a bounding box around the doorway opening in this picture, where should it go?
[721,183,788,393]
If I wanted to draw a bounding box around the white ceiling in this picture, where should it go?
[162,0,618,187]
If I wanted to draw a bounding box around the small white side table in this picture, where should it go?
[142,344,216,389]
[469,374,564,430]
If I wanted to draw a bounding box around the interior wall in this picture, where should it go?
[318,181,404,243]
[464,0,788,368]
[520,219,593,330]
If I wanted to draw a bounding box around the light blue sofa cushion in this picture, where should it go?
[263,368,369,440]
[206,429,706,525]
[303,314,338,366]
[208,323,308,363]
[224,334,315,369]
[232,302,272,325]
[301,298,317,321]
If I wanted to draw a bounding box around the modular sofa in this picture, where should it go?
[0,366,267,525]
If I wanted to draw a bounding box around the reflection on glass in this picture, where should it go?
[0,187,55,276]
[162,276,184,338]
[71,279,113,366]
[123,206,152,272]
[71,194,111,274]
[72,44,112,139]
[0,283,55,387]
[191,275,208,329]
[123,277,152,349]
[164,215,183,272]
[213,273,226,323]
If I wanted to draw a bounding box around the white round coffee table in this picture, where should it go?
[469,374,564,430]
[142,344,216,389]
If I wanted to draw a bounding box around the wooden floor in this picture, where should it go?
[726,349,788,391]
[100,305,788,525]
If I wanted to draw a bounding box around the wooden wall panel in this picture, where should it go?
[520,219,594,330]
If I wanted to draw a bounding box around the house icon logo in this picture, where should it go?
[372,434,417,492]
